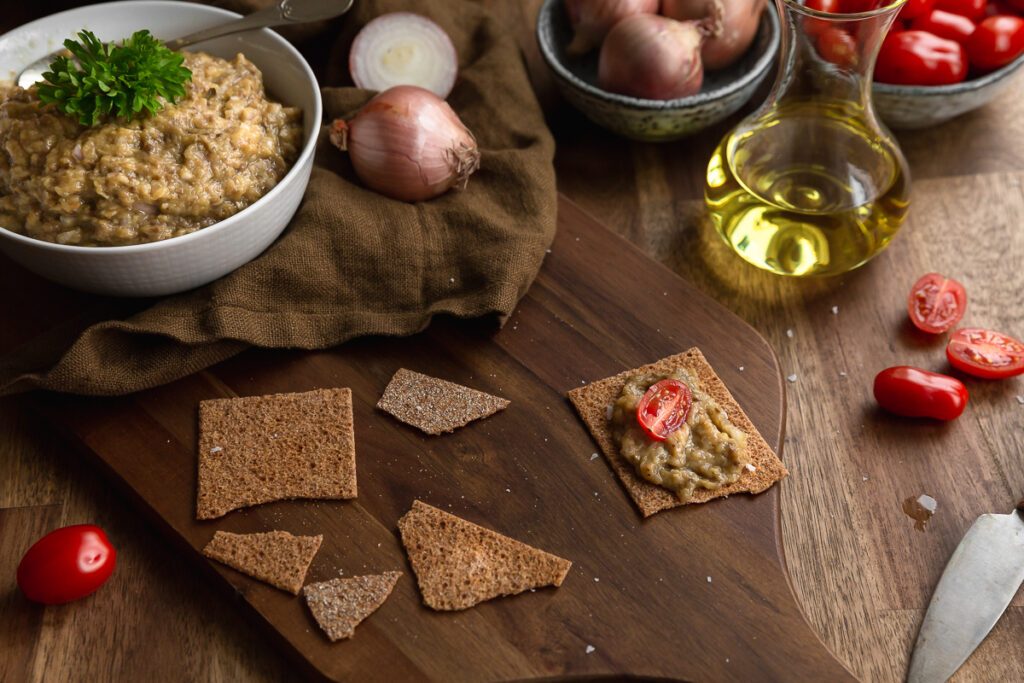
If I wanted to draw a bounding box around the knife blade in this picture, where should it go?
[906,499,1024,683]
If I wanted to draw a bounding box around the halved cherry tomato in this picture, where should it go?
[911,9,980,43]
[906,272,967,334]
[935,0,988,20]
[17,524,116,604]
[966,15,1024,71]
[819,27,859,66]
[874,366,968,420]
[946,328,1024,378]
[637,378,692,441]
[900,0,939,20]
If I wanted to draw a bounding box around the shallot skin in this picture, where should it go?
[598,14,707,100]
[332,85,480,202]
[662,0,767,70]
[564,0,661,55]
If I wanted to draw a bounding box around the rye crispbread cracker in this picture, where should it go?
[196,388,357,519]
[568,348,788,518]
[376,368,509,435]
[201,530,322,595]
[397,500,571,611]
[303,571,402,642]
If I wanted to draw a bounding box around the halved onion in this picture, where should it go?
[349,12,459,99]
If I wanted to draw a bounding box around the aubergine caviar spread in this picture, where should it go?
[610,368,749,501]
[0,51,302,246]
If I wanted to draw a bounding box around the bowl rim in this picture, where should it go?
[536,0,781,111]
[0,0,323,254]
[873,46,1024,96]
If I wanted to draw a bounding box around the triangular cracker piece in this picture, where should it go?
[397,500,571,611]
[202,530,322,595]
[568,347,788,518]
[303,571,402,641]
[197,388,357,519]
[376,368,509,435]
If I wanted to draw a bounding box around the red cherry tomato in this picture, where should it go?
[966,15,1024,70]
[636,378,692,441]
[17,524,116,604]
[819,27,860,65]
[805,0,843,36]
[935,0,988,20]
[911,9,980,42]
[875,31,969,85]
[906,272,967,334]
[946,328,1024,378]
[900,0,939,20]
[874,366,968,420]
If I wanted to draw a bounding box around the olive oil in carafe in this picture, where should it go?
[705,101,910,277]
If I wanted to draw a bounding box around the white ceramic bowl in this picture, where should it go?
[0,0,322,297]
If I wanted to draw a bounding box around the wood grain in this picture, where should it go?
[506,3,1024,680]
[5,198,851,681]
[3,0,1024,680]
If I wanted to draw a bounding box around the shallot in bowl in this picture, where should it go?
[536,0,780,141]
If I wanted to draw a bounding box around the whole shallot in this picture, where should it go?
[564,0,660,55]
[329,85,480,202]
[598,14,710,100]
[662,0,767,70]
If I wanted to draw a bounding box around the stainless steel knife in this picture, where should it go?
[906,499,1024,683]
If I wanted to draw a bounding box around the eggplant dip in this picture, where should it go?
[610,367,749,502]
[0,51,302,246]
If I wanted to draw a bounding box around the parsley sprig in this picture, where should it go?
[36,29,192,126]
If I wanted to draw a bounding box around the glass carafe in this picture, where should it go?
[705,0,910,277]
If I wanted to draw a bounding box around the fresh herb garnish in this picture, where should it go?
[36,29,192,126]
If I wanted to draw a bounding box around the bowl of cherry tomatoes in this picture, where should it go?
[871,0,1024,128]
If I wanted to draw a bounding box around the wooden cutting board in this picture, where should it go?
[24,196,852,681]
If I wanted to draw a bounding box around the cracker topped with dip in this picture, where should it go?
[569,348,787,517]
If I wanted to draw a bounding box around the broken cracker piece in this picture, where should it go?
[376,368,509,435]
[196,388,357,520]
[304,571,402,641]
[568,348,788,518]
[397,500,571,611]
[202,530,322,595]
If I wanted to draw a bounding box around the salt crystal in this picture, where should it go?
[594,577,600,582]
[449,277,455,283]
[738,366,744,372]
[786,329,794,338]
[839,371,847,377]
[862,476,868,482]
[1017,395,1024,404]
[590,453,599,460]
[209,446,223,453]
[745,463,756,472]
[505,488,511,493]
[787,374,797,383]
[707,576,712,583]
[585,645,596,654]
[831,305,839,314]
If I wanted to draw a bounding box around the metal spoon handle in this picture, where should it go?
[164,0,353,51]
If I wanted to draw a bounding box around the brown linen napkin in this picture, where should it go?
[0,0,556,396]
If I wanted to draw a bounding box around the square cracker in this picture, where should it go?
[568,348,788,517]
[197,388,357,519]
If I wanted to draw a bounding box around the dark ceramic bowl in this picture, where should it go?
[872,51,1024,129]
[536,0,780,141]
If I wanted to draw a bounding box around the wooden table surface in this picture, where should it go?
[4,1,1024,681]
